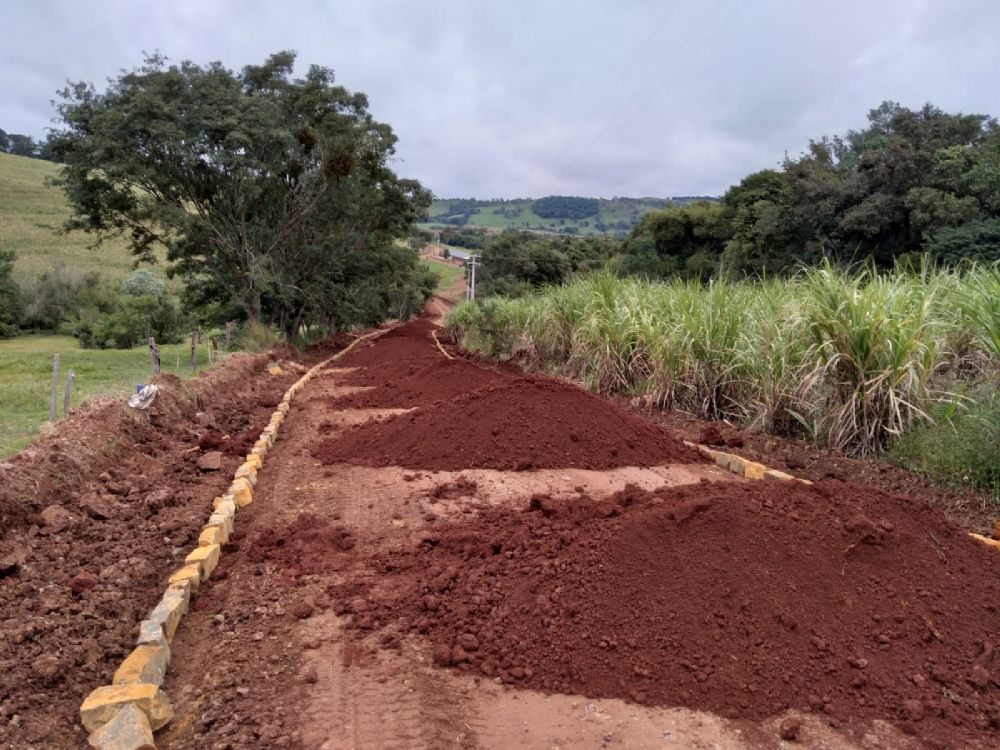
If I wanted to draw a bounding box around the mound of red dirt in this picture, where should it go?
[331,357,507,408]
[246,512,356,578]
[335,480,1000,747]
[335,320,441,368]
[313,377,701,470]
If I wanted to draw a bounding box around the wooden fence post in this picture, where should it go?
[148,336,161,373]
[49,354,60,422]
[63,370,75,417]
[224,321,234,350]
[190,330,199,372]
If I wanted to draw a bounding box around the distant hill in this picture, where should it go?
[0,151,160,284]
[420,195,718,236]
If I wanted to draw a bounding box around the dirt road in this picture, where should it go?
[155,321,998,750]
[3,318,1000,749]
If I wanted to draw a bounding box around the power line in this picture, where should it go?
[549,0,683,168]
[572,0,751,175]
[559,0,728,176]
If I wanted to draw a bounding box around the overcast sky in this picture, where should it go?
[2,1,998,199]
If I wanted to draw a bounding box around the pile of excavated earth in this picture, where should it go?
[315,321,1000,748]
[0,352,305,748]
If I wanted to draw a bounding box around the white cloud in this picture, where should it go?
[2,0,999,197]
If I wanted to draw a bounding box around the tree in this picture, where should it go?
[49,51,432,335]
[619,201,728,280]
[5,133,39,158]
[0,250,20,337]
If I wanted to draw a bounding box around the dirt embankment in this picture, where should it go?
[0,350,307,749]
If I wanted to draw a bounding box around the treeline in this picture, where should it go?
[624,101,1000,280]
[0,256,187,347]
[532,195,599,219]
[0,128,52,160]
[472,101,1000,297]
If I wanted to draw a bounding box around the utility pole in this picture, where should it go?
[467,254,479,301]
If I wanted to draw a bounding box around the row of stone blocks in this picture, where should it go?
[689,440,1000,554]
[76,347,358,749]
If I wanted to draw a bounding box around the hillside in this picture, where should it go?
[0,151,157,283]
[420,195,716,236]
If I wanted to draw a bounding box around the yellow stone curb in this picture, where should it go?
[113,646,169,686]
[79,328,391,744]
[685,439,813,485]
[184,544,221,579]
[970,532,1000,553]
[80,684,172,733]
[86,702,156,749]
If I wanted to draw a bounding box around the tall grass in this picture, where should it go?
[447,265,1000,457]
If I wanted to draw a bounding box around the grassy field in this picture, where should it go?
[447,267,1000,498]
[0,152,164,284]
[0,334,219,457]
[420,257,464,292]
[420,197,673,236]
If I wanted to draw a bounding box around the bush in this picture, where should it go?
[74,293,185,349]
[233,321,282,353]
[0,250,19,338]
[888,384,1000,501]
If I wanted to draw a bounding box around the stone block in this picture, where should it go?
[198,526,224,547]
[136,620,170,653]
[113,645,169,686]
[168,563,202,595]
[970,532,1000,553]
[206,510,234,538]
[86,703,156,749]
[147,583,190,641]
[80,683,172,733]
[185,544,221,579]
[763,468,795,481]
[234,463,257,486]
[742,461,768,480]
[229,478,253,509]
[245,453,263,470]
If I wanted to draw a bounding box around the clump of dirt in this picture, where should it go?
[304,332,355,362]
[334,479,1000,748]
[314,377,701,471]
[333,358,507,408]
[247,513,356,578]
[429,476,478,500]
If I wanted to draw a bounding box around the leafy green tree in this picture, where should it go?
[619,201,728,280]
[0,250,20,337]
[49,51,432,336]
[476,231,615,297]
[720,170,795,277]
[532,196,599,219]
[121,268,166,298]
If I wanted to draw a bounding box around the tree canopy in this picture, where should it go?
[49,51,433,335]
[720,101,1000,276]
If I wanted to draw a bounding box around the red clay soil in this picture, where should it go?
[313,376,703,471]
[330,357,508,408]
[634,407,1000,535]
[334,479,1000,749]
[0,354,299,749]
[334,319,441,368]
